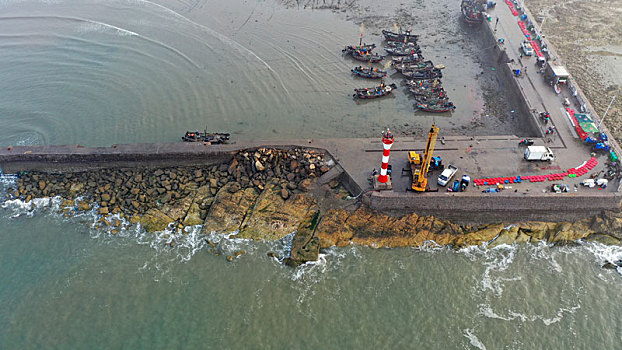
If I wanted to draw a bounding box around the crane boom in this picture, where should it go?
[411,124,439,191]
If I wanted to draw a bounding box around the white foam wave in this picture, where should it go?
[460,244,518,296]
[581,241,622,266]
[463,329,487,350]
[478,303,581,326]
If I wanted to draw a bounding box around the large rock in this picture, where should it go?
[456,223,505,248]
[237,183,317,240]
[487,225,519,248]
[315,209,353,248]
[140,209,174,233]
[284,209,321,267]
[201,183,259,235]
[160,195,193,221]
[548,222,592,243]
[182,203,204,226]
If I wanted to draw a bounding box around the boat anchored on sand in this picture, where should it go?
[353,82,398,99]
[351,66,387,79]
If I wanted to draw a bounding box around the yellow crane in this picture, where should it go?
[410,123,439,192]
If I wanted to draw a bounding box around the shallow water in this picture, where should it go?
[1,0,621,348]
[0,0,529,147]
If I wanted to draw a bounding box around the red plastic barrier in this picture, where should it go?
[505,0,519,16]
[530,40,544,57]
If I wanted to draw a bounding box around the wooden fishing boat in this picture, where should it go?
[401,68,443,80]
[386,41,420,49]
[409,87,447,99]
[351,50,384,63]
[406,79,443,88]
[182,130,230,143]
[461,0,484,24]
[342,43,376,55]
[416,101,456,113]
[391,54,425,66]
[414,95,450,104]
[385,45,422,56]
[382,29,419,43]
[353,83,398,99]
[393,60,434,72]
[351,66,387,79]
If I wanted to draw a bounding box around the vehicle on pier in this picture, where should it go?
[520,41,534,56]
[353,82,397,99]
[410,124,440,192]
[524,146,555,161]
[438,165,458,186]
[182,130,230,143]
[351,66,387,79]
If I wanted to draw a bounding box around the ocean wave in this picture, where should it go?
[463,329,487,350]
[478,302,581,326]
[459,243,518,296]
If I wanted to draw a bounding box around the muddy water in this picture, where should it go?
[0,0,531,148]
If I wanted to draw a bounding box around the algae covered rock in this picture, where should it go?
[315,209,353,248]
[140,209,174,233]
[201,184,259,235]
[284,209,321,267]
[182,203,204,226]
[488,225,519,248]
[237,183,317,240]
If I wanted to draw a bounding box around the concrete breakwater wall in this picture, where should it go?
[367,191,622,225]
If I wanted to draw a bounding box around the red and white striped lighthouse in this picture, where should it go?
[378,129,394,183]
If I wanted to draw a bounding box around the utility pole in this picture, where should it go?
[598,93,618,129]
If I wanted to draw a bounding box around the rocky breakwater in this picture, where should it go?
[314,207,622,249]
[6,147,336,266]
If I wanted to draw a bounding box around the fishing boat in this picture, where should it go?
[342,43,376,55]
[382,29,419,43]
[385,45,422,56]
[416,101,456,113]
[461,0,485,24]
[386,41,420,49]
[351,50,384,63]
[182,130,230,143]
[351,66,387,79]
[406,79,443,88]
[401,68,443,80]
[391,54,425,66]
[353,83,398,99]
[393,60,434,72]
